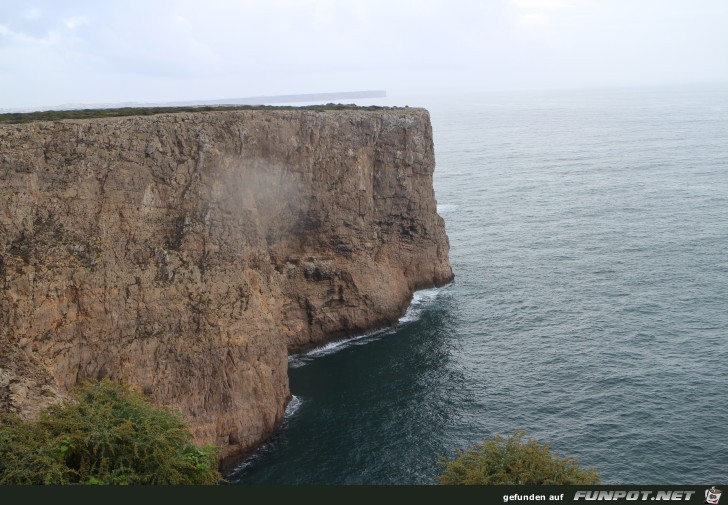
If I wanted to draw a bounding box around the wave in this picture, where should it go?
[288,286,445,367]
[227,395,304,478]
[397,287,442,324]
[288,327,394,367]
[284,395,303,417]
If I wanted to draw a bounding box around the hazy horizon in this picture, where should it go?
[1,0,727,109]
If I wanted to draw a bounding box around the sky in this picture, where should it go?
[1,0,727,109]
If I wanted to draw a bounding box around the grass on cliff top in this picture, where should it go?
[0,103,402,124]
[0,379,221,485]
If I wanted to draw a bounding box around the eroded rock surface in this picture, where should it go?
[0,108,452,460]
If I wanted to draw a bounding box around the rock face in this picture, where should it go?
[0,108,453,462]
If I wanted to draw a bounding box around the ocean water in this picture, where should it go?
[232,85,728,484]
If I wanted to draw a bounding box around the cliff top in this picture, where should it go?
[0,104,422,125]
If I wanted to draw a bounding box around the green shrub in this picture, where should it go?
[0,413,70,484]
[438,431,601,485]
[0,379,221,485]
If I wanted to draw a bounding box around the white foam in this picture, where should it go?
[230,449,262,475]
[288,286,446,367]
[228,395,304,478]
[288,328,392,367]
[397,287,442,324]
[284,395,303,417]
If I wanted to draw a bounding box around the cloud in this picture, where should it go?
[0,23,51,44]
[63,16,89,30]
[510,0,572,9]
[1,0,727,109]
[22,8,42,20]
[519,12,549,25]
[509,0,593,26]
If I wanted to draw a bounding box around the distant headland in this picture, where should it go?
[0,90,387,114]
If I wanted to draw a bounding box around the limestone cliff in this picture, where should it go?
[0,108,453,462]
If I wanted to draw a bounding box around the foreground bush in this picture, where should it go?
[438,431,600,485]
[0,379,220,484]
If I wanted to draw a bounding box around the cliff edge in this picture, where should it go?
[0,108,453,462]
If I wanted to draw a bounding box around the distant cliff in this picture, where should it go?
[0,108,453,462]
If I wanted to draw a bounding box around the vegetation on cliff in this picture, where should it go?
[0,379,220,484]
[438,431,601,485]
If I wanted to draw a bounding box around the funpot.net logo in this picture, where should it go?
[705,487,721,505]
[573,490,696,501]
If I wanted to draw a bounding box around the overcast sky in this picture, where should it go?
[1,0,727,109]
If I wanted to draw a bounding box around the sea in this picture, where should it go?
[231,84,728,484]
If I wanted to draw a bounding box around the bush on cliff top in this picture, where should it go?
[0,379,221,485]
[438,431,600,485]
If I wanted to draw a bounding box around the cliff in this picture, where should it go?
[0,108,453,462]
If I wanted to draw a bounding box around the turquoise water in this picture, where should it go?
[232,85,728,484]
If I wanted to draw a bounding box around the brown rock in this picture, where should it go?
[0,108,453,462]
